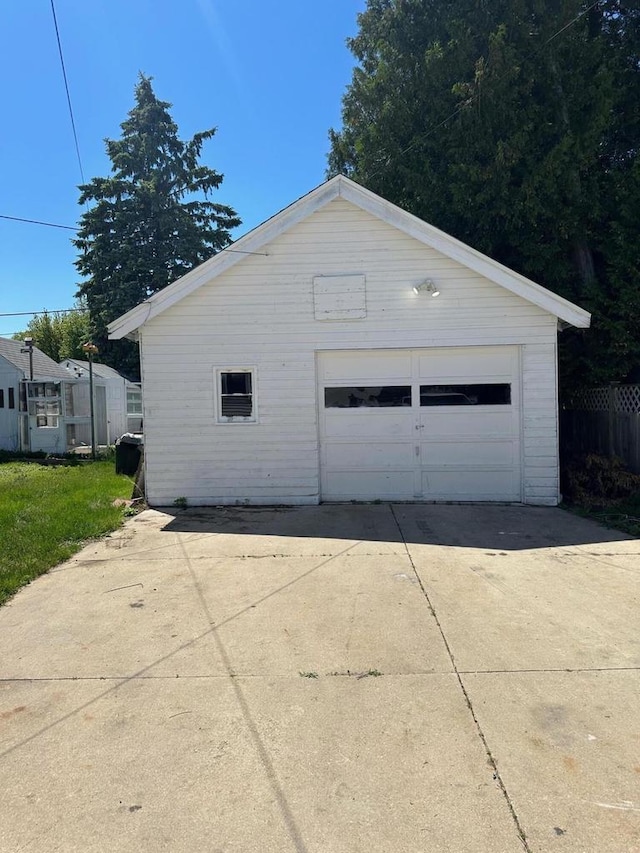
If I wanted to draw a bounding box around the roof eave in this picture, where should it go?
[108,177,345,339]
[338,179,592,329]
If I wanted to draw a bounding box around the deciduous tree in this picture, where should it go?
[13,303,91,363]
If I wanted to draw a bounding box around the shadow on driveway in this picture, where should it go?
[159,502,635,552]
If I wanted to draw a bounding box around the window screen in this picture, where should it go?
[420,384,511,406]
[325,386,411,408]
[220,371,253,419]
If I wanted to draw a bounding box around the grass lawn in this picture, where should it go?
[565,494,640,539]
[0,461,133,606]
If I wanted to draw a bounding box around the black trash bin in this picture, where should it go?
[115,433,143,475]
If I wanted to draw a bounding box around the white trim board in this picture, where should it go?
[108,175,591,340]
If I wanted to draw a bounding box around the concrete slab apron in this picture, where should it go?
[0,505,526,853]
[395,503,640,852]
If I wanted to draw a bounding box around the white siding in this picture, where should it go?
[140,198,560,506]
[105,379,126,443]
[521,342,560,505]
[0,359,20,451]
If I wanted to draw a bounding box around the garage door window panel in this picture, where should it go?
[420,383,511,406]
[325,386,411,408]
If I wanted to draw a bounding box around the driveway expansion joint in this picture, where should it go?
[389,504,532,853]
[458,666,640,675]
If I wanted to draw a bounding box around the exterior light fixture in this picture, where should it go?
[412,279,440,297]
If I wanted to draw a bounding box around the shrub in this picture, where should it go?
[562,453,640,508]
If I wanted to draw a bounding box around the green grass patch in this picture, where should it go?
[0,461,133,605]
[564,494,640,538]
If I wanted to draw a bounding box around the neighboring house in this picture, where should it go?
[0,337,80,453]
[60,359,142,444]
[108,176,591,507]
[0,338,142,454]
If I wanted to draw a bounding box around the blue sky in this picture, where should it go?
[0,0,365,336]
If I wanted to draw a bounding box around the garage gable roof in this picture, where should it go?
[108,175,591,339]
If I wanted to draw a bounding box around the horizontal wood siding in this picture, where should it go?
[140,198,559,505]
[105,380,126,444]
[521,342,560,504]
[0,361,20,451]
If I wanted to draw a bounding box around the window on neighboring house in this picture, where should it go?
[126,389,143,415]
[8,388,15,409]
[0,389,4,408]
[26,382,61,427]
[32,401,60,428]
[217,369,256,422]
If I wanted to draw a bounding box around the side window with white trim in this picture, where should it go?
[217,369,256,423]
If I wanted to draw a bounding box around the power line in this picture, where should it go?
[0,214,78,231]
[0,214,268,254]
[50,0,85,185]
[367,0,602,180]
[0,309,86,318]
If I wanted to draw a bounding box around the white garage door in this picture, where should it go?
[318,347,521,502]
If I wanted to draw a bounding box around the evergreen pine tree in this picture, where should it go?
[75,74,240,378]
[329,1,640,388]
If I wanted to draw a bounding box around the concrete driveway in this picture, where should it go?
[0,504,639,853]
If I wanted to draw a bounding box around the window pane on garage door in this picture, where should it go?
[325,386,411,408]
[420,383,511,406]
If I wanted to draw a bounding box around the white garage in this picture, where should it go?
[319,346,521,502]
[108,175,591,507]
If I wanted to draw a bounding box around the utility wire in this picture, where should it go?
[50,0,85,185]
[366,0,602,181]
[0,214,268,255]
[0,309,86,318]
[0,214,77,231]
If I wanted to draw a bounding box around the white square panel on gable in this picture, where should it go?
[313,274,367,320]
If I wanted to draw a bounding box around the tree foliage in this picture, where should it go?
[329,1,640,389]
[13,303,91,363]
[75,74,241,378]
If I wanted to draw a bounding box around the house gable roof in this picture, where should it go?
[108,175,591,339]
[60,358,138,383]
[0,337,72,381]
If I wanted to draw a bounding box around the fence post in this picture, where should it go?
[608,381,619,457]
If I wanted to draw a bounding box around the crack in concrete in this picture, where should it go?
[389,504,532,853]
[0,544,358,764]
[5,666,640,684]
[177,533,323,853]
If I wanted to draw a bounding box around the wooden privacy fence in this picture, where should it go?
[561,384,640,473]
